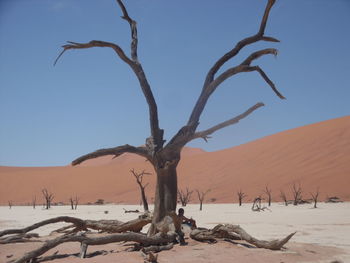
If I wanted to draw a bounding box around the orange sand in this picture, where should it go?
[0,116,349,205]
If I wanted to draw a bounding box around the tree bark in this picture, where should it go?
[140,188,149,212]
[150,160,179,233]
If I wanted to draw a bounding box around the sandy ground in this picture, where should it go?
[1,202,349,263]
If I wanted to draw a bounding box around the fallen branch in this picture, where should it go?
[0,215,151,238]
[0,233,40,244]
[10,232,176,263]
[124,208,140,213]
[191,224,295,250]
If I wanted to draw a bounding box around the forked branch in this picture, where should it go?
[191,103,264,142]
[187,0,281,128]
[116,0,138,61]
[72,144,150,166]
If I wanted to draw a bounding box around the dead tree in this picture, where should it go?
[263,186,272,206]
[69,196,79,210]
[55,0,285,232]
[130,169,150,212]
[32,196,36,209]
[42,188,54,209]
[196,189,210,211]
[237,189,247,206]
[8,200,13,209]
[280,190,288,206]
[291,183,302,206]
[310,188,320,208]
[178,187,193,207]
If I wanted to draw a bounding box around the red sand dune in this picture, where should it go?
[0,116,349,205]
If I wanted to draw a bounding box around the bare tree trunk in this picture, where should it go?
[42,189,54,210]
[237,189,246,206]
[32,196,36,209]
[263,186,272,206]
[280,190,288,206]
[292,183,302,206]
[310,188,320,208]
[69,198,74,210]
[152,163,178,225]
[140,187,149,212]
[196,189,210,211]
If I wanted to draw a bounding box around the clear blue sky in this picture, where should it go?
[0,0,349,166]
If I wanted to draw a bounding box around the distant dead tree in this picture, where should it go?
[310,188,320,208]
[42,188,54,209]
[263,186,272,206]
[178,187,193,207]
[130,169,150,212]
[69,196,79,210]
[8,200,13,209]
[291,183,302,206]
[237,189,247,206]
[196,189,210,211]
[280,190,288,206]
[32,196,36,209]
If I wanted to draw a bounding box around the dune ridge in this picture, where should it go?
[0,116,349,205]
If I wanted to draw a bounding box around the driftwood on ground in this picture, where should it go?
[9,232,176,263]
[190,224,295,250]
[2,213,296,263]
[0,214,151,239]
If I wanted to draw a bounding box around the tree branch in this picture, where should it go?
[187,0,278,127]
[191,103,264,142]
[245,66,285,99]
[240,48,278,66]
[54,40,132,66]
[116,0,138,61]
[55,1,164,155]
[71,144,150,166]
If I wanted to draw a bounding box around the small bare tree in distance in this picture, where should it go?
[291,183,302,206]
[69,196,79,210]
[130,169,150,212]
[42,188,54,209]
[310,188,320,208]
[8,200,13,209]
[263,186,272,206]
[237,189,247,206]
[32,196,36,209]
[178,187,193,207]
[280,190,288,206]
[196,189,210,211]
